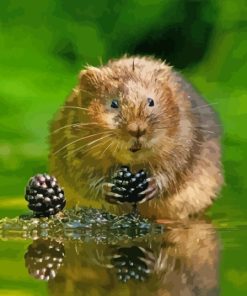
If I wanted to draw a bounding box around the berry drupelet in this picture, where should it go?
[25,173,66,217]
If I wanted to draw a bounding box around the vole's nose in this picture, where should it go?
[127,122,147,138]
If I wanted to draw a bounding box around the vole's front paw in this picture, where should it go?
[103,182,123,204]
[138,177,158,204]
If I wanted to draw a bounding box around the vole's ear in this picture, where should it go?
[79,66,119,95]
[154,64,173,84]
[154,65,178,97]
[79,66,104,93]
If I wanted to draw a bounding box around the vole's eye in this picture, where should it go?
[111,99,119,109]
[147,97,154,107]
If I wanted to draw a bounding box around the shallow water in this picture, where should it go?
[0,207,247,296]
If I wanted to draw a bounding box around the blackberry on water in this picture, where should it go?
[24,238,65,281]
[112,166,149,203]
[25,173,66,217]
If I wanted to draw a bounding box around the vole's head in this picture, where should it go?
[78,57,183,164]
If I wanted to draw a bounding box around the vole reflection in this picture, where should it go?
[24,220,219,296]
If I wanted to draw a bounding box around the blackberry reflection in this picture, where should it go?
[24,238,65,281]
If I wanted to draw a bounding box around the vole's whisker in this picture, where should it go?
[196,124,222,128]
[77,137,112,157]
[80,88,95,97]
[54,131,111,155]
[84,134,113,149]
[155,127,172,130]
[60,106,89,112]
[193,127,216,134]
[152,114,177,123]
[113,142,119,155]
[101,141,114,158]
[121,141,125,152]
[51,122,98,134]
[156,123,220,134]
[64,134,112,158]
[191,102,219,111]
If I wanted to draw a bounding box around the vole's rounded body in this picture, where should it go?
[49,56,223,220]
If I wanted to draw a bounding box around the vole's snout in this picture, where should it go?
[127,121,148,153]
[127,122,147,138]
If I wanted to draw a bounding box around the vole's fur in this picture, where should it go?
[49,56,223,220]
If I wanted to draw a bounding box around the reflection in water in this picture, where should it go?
[24,238,65,281]
[111,245,154,283]
[24,220,219,296]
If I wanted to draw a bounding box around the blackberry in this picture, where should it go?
[111,246,151,283]
[112,166,149,203]
[24,238,65,281]
[25,173,66,217]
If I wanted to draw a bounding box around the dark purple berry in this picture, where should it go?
[111,166,149,203]
[25,173,66,217]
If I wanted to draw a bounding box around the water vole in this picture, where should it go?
[49,55,223,219]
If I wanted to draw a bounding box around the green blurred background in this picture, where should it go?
[0,0,247,295]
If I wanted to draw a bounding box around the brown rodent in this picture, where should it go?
[49,55,223,220]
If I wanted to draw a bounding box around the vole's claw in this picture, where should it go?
[103,182,123,205]
[105,196,122,205]
[138,177,158,203]
[103,182,115,191]
[138,188,158,204]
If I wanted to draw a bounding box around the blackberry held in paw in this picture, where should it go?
[111,166,149,203]
[25,173,66,217]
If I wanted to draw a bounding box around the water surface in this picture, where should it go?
[0,206,247,296]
